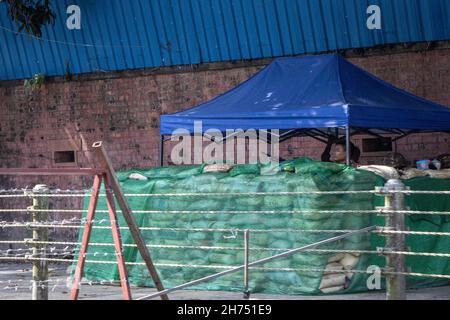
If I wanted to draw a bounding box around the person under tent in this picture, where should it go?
[321,137,361,166]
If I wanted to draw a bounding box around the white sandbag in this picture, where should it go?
[323,262,344,275]
[345,272,354,280]
[319,274,346,289]
[203,164,235,173]
[400,168,428,180]
[339,253,360,270]
[128,173,148,180]
[320,285,345,293]
[358,165,399,180]
[327,253,345,263]
[425,169,450,179]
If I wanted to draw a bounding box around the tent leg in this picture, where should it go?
[345,126,350,165]
[159,135,164,167]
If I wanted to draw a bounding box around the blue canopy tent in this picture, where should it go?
[160,54,450,165]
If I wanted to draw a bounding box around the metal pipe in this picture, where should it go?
[345,126,351,165]
[243,229,250,299]
[159,135,164,167]
[136,225,376,300]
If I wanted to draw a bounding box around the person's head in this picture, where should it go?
[334,140,360,163]
[334,143,347,163]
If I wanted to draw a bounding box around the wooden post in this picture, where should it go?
[28,184,49,300]
[92,141,169,300]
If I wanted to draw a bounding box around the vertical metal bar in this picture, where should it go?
[137,226,376,300]
[345,126,350,165]
[383,179,407,300]
[70,175,102,300]
[29,184,49,300]
[243,229,250,299]
[104,174,132,300]
[159,135,164,167]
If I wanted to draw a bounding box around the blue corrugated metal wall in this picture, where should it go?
[0,0,449,80]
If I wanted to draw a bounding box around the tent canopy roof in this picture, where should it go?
[160,54,450,135]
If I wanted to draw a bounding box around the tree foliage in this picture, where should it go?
[5,0,55,37]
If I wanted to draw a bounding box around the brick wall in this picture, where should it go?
[0,48,449,187]
[1,47,449,245]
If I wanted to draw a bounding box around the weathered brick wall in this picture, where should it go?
[1,49,449,176]
[0,48,449,245]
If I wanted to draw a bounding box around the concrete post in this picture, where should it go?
[28,184,49,300]
[382,179,407,300]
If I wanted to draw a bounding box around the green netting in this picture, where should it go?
[75,158,450,295]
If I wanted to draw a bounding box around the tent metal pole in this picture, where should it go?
[159,135,164,167]
[345,126,350,165]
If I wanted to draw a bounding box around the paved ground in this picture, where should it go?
[1,263,449,300]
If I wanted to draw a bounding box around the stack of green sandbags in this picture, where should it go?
[75,158,450,295]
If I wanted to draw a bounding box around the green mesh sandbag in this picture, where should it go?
[75,157,450,295]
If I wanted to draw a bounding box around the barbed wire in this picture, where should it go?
[0,188,450,197]
[2,220,450,237]
[2,208,450,216]
[0,188,109,195]
[1,244,450,258]
[0,221,366,231]
[105,190,450,196]
[1,187,449,288]
[0,279,124,292]
[0,189,375,197]
[1,188,450,199]
[3,258,450,282]
[0,278,123,285]
[1,256,449,279]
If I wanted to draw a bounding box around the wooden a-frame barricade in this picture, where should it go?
[0,141,168,300]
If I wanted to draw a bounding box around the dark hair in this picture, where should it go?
[335,139,360,163]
